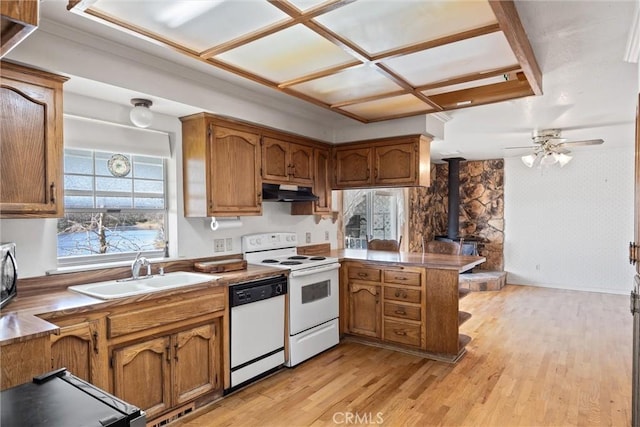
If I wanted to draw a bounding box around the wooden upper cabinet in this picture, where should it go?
[374,143,416,186]
[0,61,67,218]
[262,137,313,185]
[291,146,332,216]
[181,114,262,217]
[332,135,431,189]
[1,1,38,58]
[334,147,372,188]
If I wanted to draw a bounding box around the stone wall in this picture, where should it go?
[408,159,505,271]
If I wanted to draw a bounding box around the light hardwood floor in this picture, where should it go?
[173,285,633,426]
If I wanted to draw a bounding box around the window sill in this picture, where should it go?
[48,257,174,276]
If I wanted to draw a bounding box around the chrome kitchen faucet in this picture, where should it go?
[131,252,151,280]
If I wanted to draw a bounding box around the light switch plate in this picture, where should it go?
[305,232,311,243]
[214,239,225,252]
[225,238,233,251]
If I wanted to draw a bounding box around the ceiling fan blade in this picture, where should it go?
[504,145,539,150]
[552,147,571,154]
[557,138,604,147]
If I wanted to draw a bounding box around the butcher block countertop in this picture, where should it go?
[331,249,486,272]
[0,264,286,346]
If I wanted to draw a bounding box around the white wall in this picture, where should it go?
[504,146,635,294]
[0,94,337,278]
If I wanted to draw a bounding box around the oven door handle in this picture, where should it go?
[289,263,341,278]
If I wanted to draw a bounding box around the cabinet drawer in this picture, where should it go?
[384,320,421,347]
[108,293,224,338]
[383,270,420,287]
[384,302,421,321]
[348,266,381,282]
[383,286,421,304]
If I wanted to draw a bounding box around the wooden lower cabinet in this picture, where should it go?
[113,336,172,419]
[50,318,108,390]
[348,282,381,338]
[341,262,468,361]
[1,336,51,390]
[174,322,221,405]
[112,319,222,420]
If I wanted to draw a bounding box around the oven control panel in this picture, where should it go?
[242,232,297,252]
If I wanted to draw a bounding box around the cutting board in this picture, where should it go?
[193,259,247,273]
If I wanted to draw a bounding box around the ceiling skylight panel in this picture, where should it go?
[290,66,404,104]
[340,94,435,120]
[286,0,333,12]
[422,76,509,96]
[313,0,497,55]
[215,24,356,83]
[91,0,289,52]
[383,32,518,87]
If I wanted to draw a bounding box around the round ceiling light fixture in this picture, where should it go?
[129,98,153,128]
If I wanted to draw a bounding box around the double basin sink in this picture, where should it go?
[68,271,221,300]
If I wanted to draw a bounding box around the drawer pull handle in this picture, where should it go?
[394,277,407,281]
[358,272,367,278]
[394,290,400,297]
[394,330,407,336]
[174,343,179,362]
[394,309,406,315]
[165,346,171,363]
[92,331,99,354]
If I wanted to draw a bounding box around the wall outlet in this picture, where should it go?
[325,231,330,241]
[305,232,311,243]
[214,239,225,252]
[225,238,233,251]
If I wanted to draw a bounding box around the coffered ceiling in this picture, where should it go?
[67,0,542,123]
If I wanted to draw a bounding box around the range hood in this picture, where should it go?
[262,184,319,202]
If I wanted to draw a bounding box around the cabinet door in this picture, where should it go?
[262,137,290,183]
[209,125,262,215]
[313,147,331,213]
[289,143,313,185]
[113,336,172,420]
[0,67,63,217]
[348,282,381,338]
[51,320,100,385]
[374,143,416,186]
[334,147,372,188]
[173,322,221,405]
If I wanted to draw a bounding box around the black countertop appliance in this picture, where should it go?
[1,368,145,427]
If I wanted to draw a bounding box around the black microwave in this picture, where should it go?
[1,242,17,308]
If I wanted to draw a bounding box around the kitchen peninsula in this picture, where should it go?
[332,249,485,362]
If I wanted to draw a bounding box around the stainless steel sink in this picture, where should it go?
[68,271,221,300]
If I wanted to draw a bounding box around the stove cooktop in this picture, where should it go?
[242,232,338,271]
[257,255,335,270]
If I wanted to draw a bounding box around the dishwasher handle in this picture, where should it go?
[289,263,341,278]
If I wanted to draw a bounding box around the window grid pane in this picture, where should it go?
[59,149,167,260]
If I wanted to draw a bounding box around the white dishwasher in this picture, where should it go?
[229,275,287,391]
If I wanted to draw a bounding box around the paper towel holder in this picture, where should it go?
[210,216,242,231]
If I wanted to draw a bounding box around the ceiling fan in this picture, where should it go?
[505,128,604,168]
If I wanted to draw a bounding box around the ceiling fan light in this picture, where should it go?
[129,98,153,128]
[521,154,536,167]
[541,153,558,166]
[556,153,573,167]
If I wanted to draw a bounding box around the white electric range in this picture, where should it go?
[242,232,340,367]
